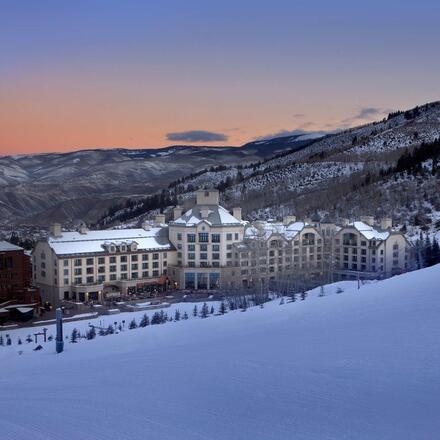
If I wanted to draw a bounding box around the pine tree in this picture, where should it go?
[174,309,181,321]
[210,306,215,315]
[70,328,79,343]
[219,301,227,315]
[183,311,189,320]
[106,325,115,335]
[0,334,3,346]
[139,313,150,327]
[6,336,11,346]
[193,305,198,317]
[151,312,161,325]
[200,302,209,318]
[129,318,137,329]
[18,338,22,345]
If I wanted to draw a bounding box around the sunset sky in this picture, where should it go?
[1,0,440,154]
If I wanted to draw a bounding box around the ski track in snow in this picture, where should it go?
[1,267,440,439]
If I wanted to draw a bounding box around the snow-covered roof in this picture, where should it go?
[244,221,309,242]
[348,221,390,240]
[47,228,172,256]
[0,240,23,252]
[172,205,243,227]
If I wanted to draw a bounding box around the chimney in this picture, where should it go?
[154,214,166,225]
[141,220,151,231]
[283,215,296,225]
[232,207,242,220]
[360,215,375,226]
[50,223,62,238]
[380,217,392,230]
[196,189,219,205]
[173,206,183,220]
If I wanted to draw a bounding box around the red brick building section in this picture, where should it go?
[0,241,40,303]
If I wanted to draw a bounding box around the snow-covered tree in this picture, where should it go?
[139,313,150,327]
[174,309,181,321]
[129,318,137,329]
[70,328,79,343]
[193,305,198,317]
[200,302,209,318]
[219,301,227,315]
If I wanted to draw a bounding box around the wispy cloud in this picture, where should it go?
[255,128,327,141]
[340,106,393,128]
[166,130,228,143]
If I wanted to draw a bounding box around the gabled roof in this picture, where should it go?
[171,205,243,227]
[343,221,390,240]
[244,221,314,242]
[47,228,172,256]
[0,241,23,252]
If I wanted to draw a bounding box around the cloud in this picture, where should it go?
[292,113,305,118]
[340,106,394,128]
[166,130,228,143]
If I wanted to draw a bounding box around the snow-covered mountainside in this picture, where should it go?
[98,102,440,240]
[0,137,318,228]
[1,264,440,439]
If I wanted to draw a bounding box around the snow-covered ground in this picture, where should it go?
[1,266,440,439]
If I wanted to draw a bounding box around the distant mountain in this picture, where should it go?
[0,135,323,227]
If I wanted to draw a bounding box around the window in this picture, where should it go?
[142,262,148,270]
[153,253,159,260]
[153,270,159,277]
[86,276,94,283]
[98,275,105,282]
[63,269,69,276]
[74,277,82,284]
[177,233,182,240]
[142,271,149,278]
[152,262,159,268]
[188,253,195,260]
[120,273,127,280]
[132,272,138,279]
[131,255,138,261]
[120,256,127,263]
[142,254,148,261]
[226,233,232,241]
[86,258,94,266]
[187,233,196,243]
[120,264,127,271]
[200,244,208,251]
[110,256,116,264]
[98,257,105,265]
[235,233,239,240]
[63,260,69,267]
[110,274,117,281]
[132,263,138,270]
[74,259,82,266]
[63,278,69,285]
[74,268,82,276]
[200,253,208,260]
[98,266,105,273]
[212,234,220,243]
[361,241,367,246]
[199,233,209,242]
[86,267,93,274]
[110,265,116,273]
[212,244,220,251]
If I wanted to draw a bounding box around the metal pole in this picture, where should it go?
[55,307,64,354]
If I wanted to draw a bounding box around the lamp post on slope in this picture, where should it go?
[55,308,64,354]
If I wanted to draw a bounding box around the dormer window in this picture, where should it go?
[120,244,127,253]
[109,245,116,253]
[130,243,138,252]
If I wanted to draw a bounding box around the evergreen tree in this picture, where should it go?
[151,312,161,325]
[106,325,115,335]
[139,313,150,327]
[210,305,215,315]
[6,336,11,346]
[200,302,209,318]
[193,305,198,317]
[183,311,189,320]
[301,291,307,301]
[18,338,22,345]
[86,326,96,340]
[219,301,227,315]
[174,309,181,321]
[129,318,138,329]
[0,334,4,346]
[70,328,79,343]
[26,335,32,343]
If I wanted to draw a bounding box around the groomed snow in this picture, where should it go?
[1,265,440,439]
